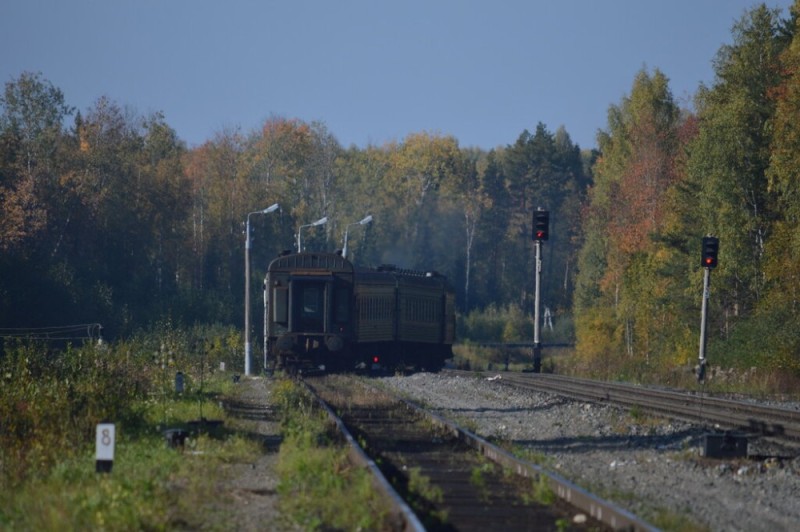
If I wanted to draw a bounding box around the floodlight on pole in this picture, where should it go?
[244,203,279,376]
[342,214,373,260]
[296,216,328,252]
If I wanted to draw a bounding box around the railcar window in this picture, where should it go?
[303,290,316,313]
[293,282,324,332]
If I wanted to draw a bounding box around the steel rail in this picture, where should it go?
[303,379,658,532]
[398,394,657,531]
[352,377,658,531]
[309,376,598,530]
[299,379,425,532]
[462,370,800,443]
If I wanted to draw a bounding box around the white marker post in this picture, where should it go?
[96,423,115,473]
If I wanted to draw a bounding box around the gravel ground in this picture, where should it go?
[216,377,300,532]
[376,372,800,532]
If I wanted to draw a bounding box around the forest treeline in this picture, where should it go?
[2,3,799,377]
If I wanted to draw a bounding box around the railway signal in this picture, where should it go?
[701,236,719,269]
[531,208,549,372]
[698,235,719,382]
[532,209,549,241]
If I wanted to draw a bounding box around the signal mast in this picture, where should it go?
[531,208,549,373]
[697,235,719,382]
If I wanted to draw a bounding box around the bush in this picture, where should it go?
[458,304,532,343]
[0,340,148,484]
[0,323,241,485]
[458,304,573,344]
[0,326,260,530]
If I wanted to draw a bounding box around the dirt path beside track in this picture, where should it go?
[215,376,298,532]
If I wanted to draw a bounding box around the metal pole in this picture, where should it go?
[533,239,542,373]
[244,215,252,376]
[244,204,279,376]
[698,267,710,382]
[297,216,328,254]
[342,215,371,260]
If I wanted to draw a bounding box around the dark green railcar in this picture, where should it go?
[265,252,454,372]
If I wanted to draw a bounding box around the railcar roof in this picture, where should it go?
[266,252,452,291]
[267,252,353,273]
[354,267,451,290]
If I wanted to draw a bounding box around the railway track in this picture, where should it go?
[303,374,656,531]
[453,370,800,448]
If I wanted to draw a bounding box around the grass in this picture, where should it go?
[272,377,391,531]
[650,509,711,532]
[513,446,554,469]
[469,461,495,503]
[1,363,396,531]
[2,442,162,529]
[406,466,449,524]
[407,466,444,506]
[0,385,261,531]
[0,327,263,532]
[531,474,556,505]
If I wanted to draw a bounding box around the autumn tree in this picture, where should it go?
[438,148,484,310]
[688,6,784,327]
[0,72,72,253]
[0,72,74,328]
[332,144,391,264]
[759,0,800,371]
[383,132,465,270]
[182,129,250,321]
[574,68,684,372]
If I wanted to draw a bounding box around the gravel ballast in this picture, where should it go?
[377,372,800,531]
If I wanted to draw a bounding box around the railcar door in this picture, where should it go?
[291,280,326,333]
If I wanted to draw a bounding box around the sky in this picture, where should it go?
[1,0,795,152]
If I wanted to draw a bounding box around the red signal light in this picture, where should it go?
[532,209,549,241]
[372,356,379,364]
[701,236,719,269]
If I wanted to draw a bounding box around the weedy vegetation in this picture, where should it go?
[405,465,448,524]
[531,474,556,505]
[1,325,403,531]
[0,324,259,530]
[469,461,495,502]
[272,377,390,530]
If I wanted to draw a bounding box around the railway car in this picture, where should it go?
[264,251,455,372]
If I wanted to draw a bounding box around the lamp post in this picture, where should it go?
[342,215,373,260]
[296,216,328,252]
[244,203,279,376]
